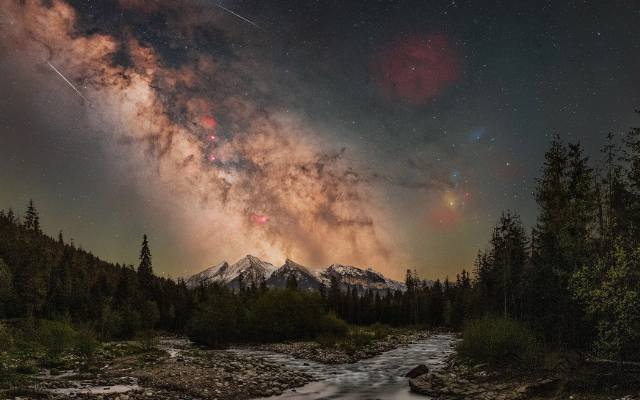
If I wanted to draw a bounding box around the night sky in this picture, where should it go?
[1,0,639,280]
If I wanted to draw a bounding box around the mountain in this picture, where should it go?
[185,255,277,288]
[321,264,407,294]
[186,256,407,294]
[266,259,322,290]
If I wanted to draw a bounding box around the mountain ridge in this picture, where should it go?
[185,255,408,293]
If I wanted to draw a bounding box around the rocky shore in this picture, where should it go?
[8,337,313,400]
[257,330,432,364]
[408,361,559,400]
[407,358,640,400]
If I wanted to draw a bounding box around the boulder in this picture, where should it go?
[406,364,430,378]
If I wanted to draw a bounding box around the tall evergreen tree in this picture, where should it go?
[137,234,153,294]
[24,199,41,233]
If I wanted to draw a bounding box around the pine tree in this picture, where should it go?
[137,234,153,294]
[24,199,41,232]
[489,212,528,319]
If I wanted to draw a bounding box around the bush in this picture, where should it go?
[137,330,159,352]
[370,323,392,339]
[74,328,99,360]
[319,312,348,337]
[457,317,542,369]
[97,304,125,340]
[187,288,242,348]
[39,320,75,363]
[0,324,14,352]
[250,289,326,342]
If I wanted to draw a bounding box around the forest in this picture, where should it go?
[1,113,639,362]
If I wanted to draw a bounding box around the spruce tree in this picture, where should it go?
[24,199,40,232]
[138,234,153,294]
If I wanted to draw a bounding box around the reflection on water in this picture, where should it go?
[235,334,456,400]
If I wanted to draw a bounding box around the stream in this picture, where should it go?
[236,334,456,400]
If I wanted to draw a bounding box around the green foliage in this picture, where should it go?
[187,287,351,347]
[0,324,13,351]
[319,312,349,337]
[74,328,99,360]
[251,289,327,341]
[97,304,125,340]
[186,285,243,347]
[137,330,159,352]
[572,243,640,360]
[39,320,75,363]
[457,317,542,369]
[0,258,12,318]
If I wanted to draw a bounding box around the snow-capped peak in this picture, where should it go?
[187,257,407,293]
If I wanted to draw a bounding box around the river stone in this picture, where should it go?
[406,364,430,378]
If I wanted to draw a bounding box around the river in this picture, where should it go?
[234,334,456,400]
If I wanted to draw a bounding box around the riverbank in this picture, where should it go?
[4,337,313,400]
[3,329,437,399]
[256,328,433,364]
[408,355,640,400]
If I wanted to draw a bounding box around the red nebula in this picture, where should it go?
[201,116,217,130]
[372,34,460,105]
[428,206,461,230]
[250,213,269,224]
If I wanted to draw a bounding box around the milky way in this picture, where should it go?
[1,0,638,279]
[0,0,403,274]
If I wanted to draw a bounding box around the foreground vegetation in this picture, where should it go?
[457,317,542,369]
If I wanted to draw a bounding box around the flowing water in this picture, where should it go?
[237,334,456,400]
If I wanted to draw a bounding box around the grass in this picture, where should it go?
[457,316,543,369]
[316,323,397,354]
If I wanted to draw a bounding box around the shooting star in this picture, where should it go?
[213,3,261,29]
[45,60,90,104]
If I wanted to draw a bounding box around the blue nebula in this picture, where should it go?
[449,169,461,187]
[468,127,487,143]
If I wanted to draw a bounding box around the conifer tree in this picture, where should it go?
[24,199,40,232]
[137,234,153,294]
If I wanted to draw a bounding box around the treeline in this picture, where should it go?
[188,284,347,347]
[322,271,473,329]
[468,115,640,361]
[0,205,192,339]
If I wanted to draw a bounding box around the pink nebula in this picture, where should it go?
[372,34,460,105]
[201,116,217,130]
[250,213,269,224]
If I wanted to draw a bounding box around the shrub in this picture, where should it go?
[370,323,392,339]
[0,324,14,352]
[187,288,242,348]
[319,312,349,337]
[97,304,125,340]
[457,317,542,369]
[39,320,75,363]
[137,330,159,352]
[74,328,99,360]
[250,289,331,342]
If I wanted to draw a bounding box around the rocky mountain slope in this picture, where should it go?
[186,255,407,294]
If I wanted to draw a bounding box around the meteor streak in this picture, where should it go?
[213,3,261,29]
[45,60,90,103]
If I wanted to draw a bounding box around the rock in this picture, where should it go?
[406,364,430,378]
[520,378,560,396]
